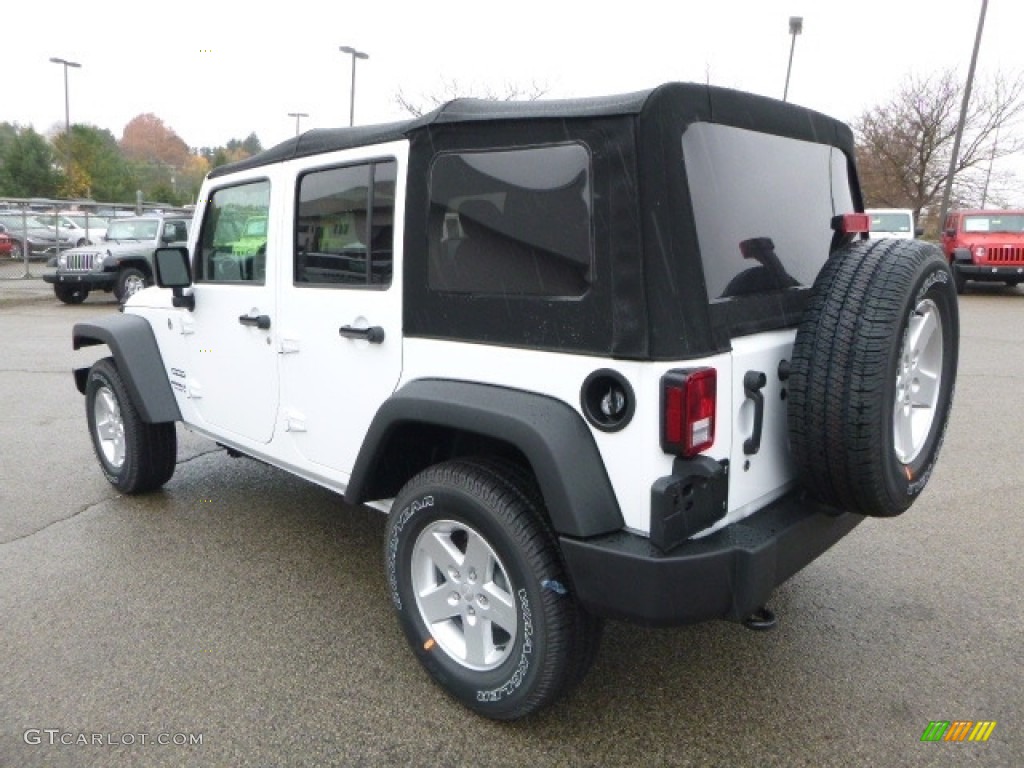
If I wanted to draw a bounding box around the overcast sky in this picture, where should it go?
[7,1,1023,164]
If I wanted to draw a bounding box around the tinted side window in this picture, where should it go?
[682,123,855,302]
[427,144,593,297]
[197,180,271,283]
[295,160,395,287]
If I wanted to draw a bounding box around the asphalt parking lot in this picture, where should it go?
[0,279,1021,767]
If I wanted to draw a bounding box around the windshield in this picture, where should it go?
[65,215,107,229]
[963,214,1024,233]
[106,219,160,240]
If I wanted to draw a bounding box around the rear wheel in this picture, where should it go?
[385,459,599,720]
[54,284,89,304]
[85,357,177,493]
[788,239,958,517]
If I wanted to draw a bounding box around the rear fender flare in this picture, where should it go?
[346,379,625,538]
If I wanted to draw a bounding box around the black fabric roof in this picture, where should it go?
[208,83,852,178]
[208,89,656,178]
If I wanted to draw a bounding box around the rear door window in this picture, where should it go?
[427,144,593,297]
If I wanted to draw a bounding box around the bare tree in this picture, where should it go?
[394,78,548,117]
[854,69,1024,233]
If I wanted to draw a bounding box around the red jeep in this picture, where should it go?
[941,209,1024,293]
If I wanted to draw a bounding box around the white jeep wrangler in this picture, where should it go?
[71,83,959,720]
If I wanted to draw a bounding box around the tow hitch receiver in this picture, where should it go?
[743,606,777,631]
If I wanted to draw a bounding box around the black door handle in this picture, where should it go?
[238,313,271,329]
[339,325,385,344]
[743,370,767,456]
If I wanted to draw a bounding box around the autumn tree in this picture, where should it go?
[395,78,548,117]
[120,113,191,168]
[0,124,61,197]
[854,70,1024,234]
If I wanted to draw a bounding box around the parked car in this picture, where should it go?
[0,231,12,257]
[70,82,959,720]
[36,212,109,246]
[44,214,190,304]
[0,212,75,259]
[941,208,1024,293]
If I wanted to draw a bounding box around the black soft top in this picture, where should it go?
[208,83,859,360]
[209,83,853,179]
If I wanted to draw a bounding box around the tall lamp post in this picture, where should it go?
[49,56,81,135]
[339,45,369,126]
[939,0,988,226]
[288,112,309,136]
[50,56,81,185]
[783,17,803,102]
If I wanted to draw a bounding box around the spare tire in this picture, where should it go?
[788,239,958,517]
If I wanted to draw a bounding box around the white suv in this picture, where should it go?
[70,83,959,720]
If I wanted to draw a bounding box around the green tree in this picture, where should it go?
[53,125,137,201]
[0,124,61,197]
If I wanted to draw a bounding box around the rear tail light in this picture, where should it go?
[831,213,871,234]
[661,368,716,457]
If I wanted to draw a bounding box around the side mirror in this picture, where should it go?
[944,229,956,237]
[915,227,925,238]
[154,246,195,310]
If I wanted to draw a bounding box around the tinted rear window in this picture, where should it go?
[682,123,855,302]
[427,144,593,298]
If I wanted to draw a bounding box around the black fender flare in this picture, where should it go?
[345,379,625,538]
[73,314,181,424]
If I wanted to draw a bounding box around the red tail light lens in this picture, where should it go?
[832,213,871,234]
[661,368,716,457]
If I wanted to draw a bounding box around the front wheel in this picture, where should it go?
[85,357,177,493]
[385,460,598,720]
[54,284,89,304]
[116,267,150,303]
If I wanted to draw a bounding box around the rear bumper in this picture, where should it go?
[954,263,1024,282]
[560,492,863,627]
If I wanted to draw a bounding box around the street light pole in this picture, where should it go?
[49,56,81,136]
[288,112,309,137]
[783,17,803,102]
[339,46,369,126]
[939,0,989,226]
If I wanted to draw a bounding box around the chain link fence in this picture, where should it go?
[0,196,193,281]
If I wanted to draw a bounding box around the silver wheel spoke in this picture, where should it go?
[481,582,517,634]
[912,367,940,407]
[463,533,495,582]
[462,615,491,668]
[908,309,937,353]
[417,584,460,625]
[417,529,463,574]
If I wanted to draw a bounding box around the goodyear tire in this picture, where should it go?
[788,239,958,517]
[85,357,177,493]
[384,459,596,720]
